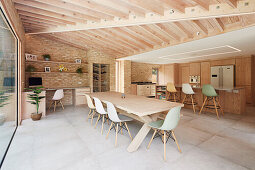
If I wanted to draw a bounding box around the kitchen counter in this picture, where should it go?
[156,85,246,114]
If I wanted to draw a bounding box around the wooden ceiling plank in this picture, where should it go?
[114,27,153,48]
[224,0,238,8]
[14,4,83,24]
[139,25,166,44]
[190,0,209,11]
[210,18,225,32]
[155,23,181,41]
[13,0,93,23]
[156,0,185,13]
[141,24,171,43]
[21,18,58,28]
[19,15,66,26]
[32,0,114,21]
[189,20,208,35]
[62,0,128,18]
[97,29,141,51]
[172,22,193,38]
[127,0,165,16]
[17,10,75,25]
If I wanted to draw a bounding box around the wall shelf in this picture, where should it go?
[26,72,88,74]
[25,60,88,65]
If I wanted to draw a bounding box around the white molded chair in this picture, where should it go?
[93,97,109,134]
[147,106,182,161]
[48,89,64,112]
[85,94,96,125]
[105,101,133,146]
[182,84,197,114]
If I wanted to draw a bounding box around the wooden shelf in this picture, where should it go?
[26,72,88,74]
[25,60,88,65]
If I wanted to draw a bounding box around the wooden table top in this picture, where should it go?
[88,92,184,117]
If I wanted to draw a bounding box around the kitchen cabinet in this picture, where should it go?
[137,84,155,96]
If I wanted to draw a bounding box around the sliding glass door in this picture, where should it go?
[0,8,18,166]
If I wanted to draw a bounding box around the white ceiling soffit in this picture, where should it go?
[118,26,255,64]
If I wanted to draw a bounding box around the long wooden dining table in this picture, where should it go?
[88,92,184,152]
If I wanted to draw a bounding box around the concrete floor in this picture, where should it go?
[2,105,255,170]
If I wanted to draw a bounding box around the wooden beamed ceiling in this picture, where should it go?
[13,0,255,58]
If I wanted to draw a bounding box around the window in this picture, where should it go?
[0,7,18,167]
[152,68,158,84]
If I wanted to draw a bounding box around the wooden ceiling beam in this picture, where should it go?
[32,0,114,21]
[189,20,208,35]
[156,0,185,13]
[14,4,83,24]
[209,18,225,32]
[127,0,164,16]
[141,24,171,43]
[62,0,128,18]
[19,15,66,26]
[155,23,181,41]
[172,22,193,38]
[13,0,92,23]
[17,10,75,25]
[190,0,210,11]
[114,27,153,49]
[138,25,165,44]
[224,0,238,8]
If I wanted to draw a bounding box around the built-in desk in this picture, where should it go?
[22,87,91,120]
[156,85,246,114]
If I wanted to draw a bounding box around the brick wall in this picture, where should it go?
[131,62,160,82]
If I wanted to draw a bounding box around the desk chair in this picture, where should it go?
[93,97,109,134]
[48,89,64,112]
[199,84,224,119]
[147,106,182,161]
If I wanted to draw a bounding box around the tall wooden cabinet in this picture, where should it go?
[93,63,110,92]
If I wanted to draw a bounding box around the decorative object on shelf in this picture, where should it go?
[76,67,83,74]
[25,53,37,61]
[58,65,68,72]
[44,67,51,72]
[121,93,126,99]
[75,59,82,63]
[42,54,51,61]
[26,86,45,121]
[0,91,9,125]
[26,65,36,72]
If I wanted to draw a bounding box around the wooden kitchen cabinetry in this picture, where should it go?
[137,84,155,96]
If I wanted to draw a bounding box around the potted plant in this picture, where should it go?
[0,91,9,125]
[43,54,51,61]
[76,67,83,74]
[26,86,45,121]
[26,65,36,72]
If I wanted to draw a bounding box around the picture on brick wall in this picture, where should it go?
[25,53,37,61]
[75,59,81,63]
[45,67,51,72]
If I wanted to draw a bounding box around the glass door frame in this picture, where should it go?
[0,6,19,168]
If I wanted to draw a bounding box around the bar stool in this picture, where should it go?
[182,84,197,114]
[199,84,224,119]
[166,83,179,102]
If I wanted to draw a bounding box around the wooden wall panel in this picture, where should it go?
[210,58,236,66]
[201,62,211,85]
[252,55,255,105]
[158,65,165,85]
[164,64,174,84]
[181,66,190,84]
[189,62,201,75]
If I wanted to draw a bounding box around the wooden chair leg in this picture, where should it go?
[60,100,64,110]
[101,115,105,134]
[106,115,110,125]
[106,122,113,139]
[125,122,133,140]
[216,97,224,115]
[120,122,123,135]
[147,129,157,149]
[86,109,92,121]
[95,114,101,128]
[199,97,207,115]
[115,123,119,146]
[191,95,196,114]
[54,101,57,112]
[164,131,166,161]
[173,93,176,102]
[172,131,182,153]
[91,110,95,125]
[182,94,186,104]
[213,97,220,119]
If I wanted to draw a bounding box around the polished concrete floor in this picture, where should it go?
[2,105,255,170]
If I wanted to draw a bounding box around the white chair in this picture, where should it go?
[85,94,96,125]
[48,89,64,112]
[182,84,197,114]
[93,97,109,134]
[105,101,133,146]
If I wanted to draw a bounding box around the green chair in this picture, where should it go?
[199,84,224,119]
[147,106,182,161]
